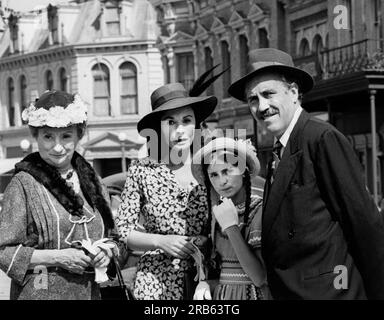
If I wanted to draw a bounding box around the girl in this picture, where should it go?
[192,137,270,300]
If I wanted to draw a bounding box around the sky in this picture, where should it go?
[6,0,69,12]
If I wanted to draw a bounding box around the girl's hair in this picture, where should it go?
[203,161,252,237]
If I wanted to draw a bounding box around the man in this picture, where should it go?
[228,48,384,299]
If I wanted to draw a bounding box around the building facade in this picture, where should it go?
[0,0,164,191]
[150,0,384,204]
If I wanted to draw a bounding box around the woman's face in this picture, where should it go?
[36,126,79,171]
[207,160,245,203]
[160,106,196,152]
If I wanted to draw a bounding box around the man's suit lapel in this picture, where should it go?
[262,111,311,240]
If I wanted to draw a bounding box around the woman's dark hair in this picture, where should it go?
[145,109,200,162]
[29,122,87,140]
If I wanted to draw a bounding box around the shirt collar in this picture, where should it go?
[278,106,303,148]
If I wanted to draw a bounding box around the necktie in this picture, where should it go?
[263,140,283,208]
[271,140,283,182]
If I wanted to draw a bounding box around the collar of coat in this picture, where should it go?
[14,151,115,230]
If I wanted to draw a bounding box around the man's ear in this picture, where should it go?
[289,82,299,99]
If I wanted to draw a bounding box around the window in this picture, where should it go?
[312,35,323,56]
[204,47,214,96]
[104,1,121,36]
[92,63,111,116]
[9,14,19,53]
[8,78,15,127]
[164,55,171,83]
[48,4,59,44]
[239,35,249,76]
[221,41,231,98]
[19,75,27,121]
[59,68,68,92]
[258,28,269,48]
[299,38,310,57]
[177,52,194,90]
[45,70,54,90]
[119,62,138,115]
[345,0,353,42]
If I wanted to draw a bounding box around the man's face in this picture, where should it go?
[245,73,299,138]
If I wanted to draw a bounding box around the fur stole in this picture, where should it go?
[14,151,115,230]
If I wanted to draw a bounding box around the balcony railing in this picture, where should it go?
[294,39,384,81]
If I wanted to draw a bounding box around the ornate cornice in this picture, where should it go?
[0,41,155,71]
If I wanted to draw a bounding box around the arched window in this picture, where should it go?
[239,34,249,76]
[119,62,138,115]
[258,28,269,48]
[45,70,53,90]
[221,41,231,98]
[299,38,310,57]
[176,52,194,90]
[312,35,323,56]
[92,63,111,116]
[19,75,27,120]
[204,47,214,96]
[59,67,68,92]
[8,77,15,126]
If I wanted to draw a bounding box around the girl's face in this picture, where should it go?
[207,160,245,203]
[160,106,196,152]
[36,126,79,171]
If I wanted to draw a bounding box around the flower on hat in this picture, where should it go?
[21,93,88,127]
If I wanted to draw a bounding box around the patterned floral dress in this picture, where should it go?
[212,194,269,300]
[116,159,209,300]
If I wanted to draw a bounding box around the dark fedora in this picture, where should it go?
[228,48,314,102]
[137,83,217,135]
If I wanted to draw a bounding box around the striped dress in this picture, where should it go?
[212,195,269,300]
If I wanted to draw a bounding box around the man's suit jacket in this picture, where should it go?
[262,110,384,299]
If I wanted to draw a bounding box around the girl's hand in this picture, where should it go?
[157,235,196,259]
[91,247,111,268]
[54,248,92,274]
[193,281,212,300]
[212,198,239,231]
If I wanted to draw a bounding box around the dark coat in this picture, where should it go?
[262,110,384,300]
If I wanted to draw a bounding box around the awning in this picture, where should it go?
[0,158,22,174]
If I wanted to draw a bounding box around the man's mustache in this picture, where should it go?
[256,108,279,120]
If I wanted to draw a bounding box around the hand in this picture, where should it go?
[157,235,196,259]
[190,235,208,249]
[91,247,111,268]
[54,248,92,274]
[193,281,212,300]
[212,198,239,232]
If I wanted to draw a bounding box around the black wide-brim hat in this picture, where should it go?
[137,83,217,135]
[228,48,314,102]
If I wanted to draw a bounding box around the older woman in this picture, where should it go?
[0,90,117,300]
[115,83,217,300]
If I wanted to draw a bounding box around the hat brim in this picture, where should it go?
[137,95,217,135]
[228,65,314,102]
[191,138,261,187]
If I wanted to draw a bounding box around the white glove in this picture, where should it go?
[193,281,212,300]
[212,198,239,232]
[81,238,117,284]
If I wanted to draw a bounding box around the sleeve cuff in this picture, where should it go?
[6,245,35,286]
